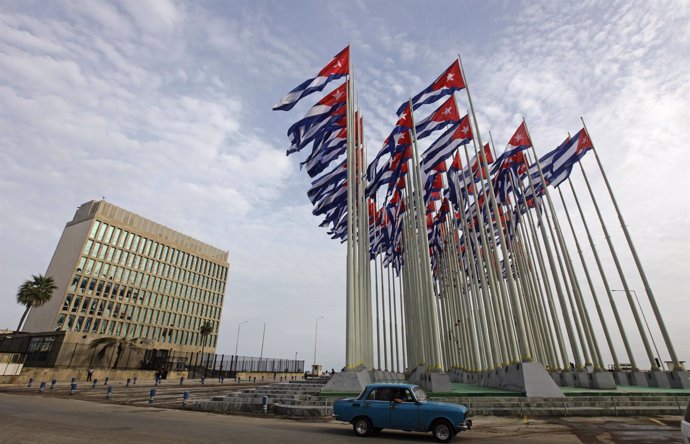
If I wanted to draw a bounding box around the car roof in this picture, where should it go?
[365,382,418,390]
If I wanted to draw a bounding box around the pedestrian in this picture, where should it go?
[87,367,94,382]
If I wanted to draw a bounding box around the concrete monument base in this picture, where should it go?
[646,371,671,388]
[589,371,617,389]
[613,371,630,386]
[483,362,564,397]
[322,368,371,392]
[629,371,649,387]
[668,370,690,389]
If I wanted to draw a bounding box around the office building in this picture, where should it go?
[22,200,229,361]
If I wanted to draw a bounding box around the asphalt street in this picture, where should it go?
[0,393,683,443]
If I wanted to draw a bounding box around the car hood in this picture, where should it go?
[420,401,468,413]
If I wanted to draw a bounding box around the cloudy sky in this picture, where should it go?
[1,0,688,372]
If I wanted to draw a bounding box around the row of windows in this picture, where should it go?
[71,263,223,307]
[89,220,226,280]
[62,291,220,323]
[81,239,225,294]
[54,314,217,347]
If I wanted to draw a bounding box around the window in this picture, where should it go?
[125,233,134,250]
[104,226,114,243]
[89,221,101,239]
[100,320,109,334]
[87,280,95,295]
[55,314,66,331]
[85,259,94,275]
[96,223,107,241]
[75,316,84,332]
[69,276,79,292]
[118,231,128,248]
[106,247,114,262]
[98,245,108,260]
[66,315,76,330]
[77,257,86,273]
[27,336,56,363]
[62,294,73,311]
[81,297,90,314]
[95,281,103,296]
[131,235,140,253]
[93,261,102,277]
[111,228,122,246]
[101,264,110,279]
[83,317,92,332]
[92,319,101,333]
[112,249,122,264]
[71,296,81,313]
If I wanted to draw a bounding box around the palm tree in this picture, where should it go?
[89,337,149,369]
[16,274,57,332]
[199,321,214,357]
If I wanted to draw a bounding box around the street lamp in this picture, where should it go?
[234,321,248,357]
[612,289,664,370]
[313,316,324,372]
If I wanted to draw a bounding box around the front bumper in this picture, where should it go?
[456,419,472,432]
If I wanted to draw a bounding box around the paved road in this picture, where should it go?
[0,393,683,443]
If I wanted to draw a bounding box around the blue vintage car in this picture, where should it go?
[333,383,471,442]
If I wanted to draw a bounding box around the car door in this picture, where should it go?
[389,388,420,430]
[363,388,391,428]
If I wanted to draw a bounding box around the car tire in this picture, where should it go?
[352,417,373,437]
[432,419,455,443]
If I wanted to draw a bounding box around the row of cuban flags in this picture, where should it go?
[273,45,595,280]
[273,46,356,242]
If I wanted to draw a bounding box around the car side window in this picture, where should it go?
[402,389,414,402]
[368,389,392,401]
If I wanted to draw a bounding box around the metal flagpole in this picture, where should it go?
[581,117,680,371]
[458,54,531,363]
[576,160,657,370]
[345,59,356,369]
[557,186,617,370]
[408,103,444,371]
[567,177,632,371]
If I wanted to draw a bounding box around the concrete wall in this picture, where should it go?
[0,367,188,385]
[23,218,92,332]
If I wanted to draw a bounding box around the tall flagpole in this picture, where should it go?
[345,55,356,369]
[557,186,618,369]
[581,117,680,371]
[458,54,531,363]
[576,160,656,370]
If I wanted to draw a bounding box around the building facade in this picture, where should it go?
[23,200,229,357]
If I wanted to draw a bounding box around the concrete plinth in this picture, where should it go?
[419,372,453,393]
[589,371,616,389]
[560,371,576,387]
[646,371,671,388]
[667,371,690,389]
[629,371,649,387]
[322,369,371,392]
[613,372,630,386]
[574,371,591,388]
[483,363,564,397]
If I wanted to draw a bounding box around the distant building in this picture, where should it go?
[18,200,229,368]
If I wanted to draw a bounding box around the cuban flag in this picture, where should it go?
[302,127,347,178]
[366,107,413,182]
[491,122,532,174]
[273,46,349,111]
[396,59,465,116]
[286,85,346,155]
[551,128,593,173]
[420,114,472,175]
[415,94,461,139]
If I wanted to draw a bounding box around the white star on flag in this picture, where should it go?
[447,72,455,81]
[442,107,452,115]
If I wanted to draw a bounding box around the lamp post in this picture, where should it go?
[259,322,266,371]
[313,316,324,373]
[612,289,664,370]
[235,321,249,369]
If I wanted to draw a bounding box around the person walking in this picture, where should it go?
[87,367,94,382]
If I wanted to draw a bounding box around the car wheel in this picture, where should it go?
[352,417,373,437]
[432,419,454,443]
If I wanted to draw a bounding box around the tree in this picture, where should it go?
[199,321,214,358]
[16,274,57,332]
[89,337,149,369]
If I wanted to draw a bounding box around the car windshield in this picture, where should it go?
[412,386,428,402]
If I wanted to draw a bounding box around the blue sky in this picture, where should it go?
[1,0,689,371]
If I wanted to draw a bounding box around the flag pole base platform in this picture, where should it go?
[613,371,630,386]
[453,363,564,397]
[645,371,672,388]
[405,365,452,393]
[668,370,690,389]
[322,368,371,392]
[371,370,406,382]
[589,371,617,389]
[629,371,649,387]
